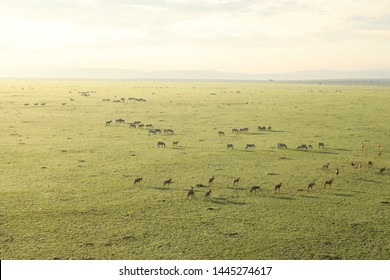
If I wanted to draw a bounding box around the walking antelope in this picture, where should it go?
[307,182,315,190]
[274,182,282,191]
[163,178,172,186]
[134,177,143,185]
[324,179,333,188]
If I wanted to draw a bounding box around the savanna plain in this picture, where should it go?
[0,79,389,260]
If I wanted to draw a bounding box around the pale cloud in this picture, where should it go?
[1,0,389,73]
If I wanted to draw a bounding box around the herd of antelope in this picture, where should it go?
[103,115,386,198]
[128,140,386,199]
[106,118,386,198]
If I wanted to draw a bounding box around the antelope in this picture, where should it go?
[245,144,255,150]
[163,178,172,186]
[218,131,225,136]
[318,142,325,149]
[232,128,239,134]
[195,183,207,188]
[172,141,179,147]
[297,144,308,150]
[335,168,339,176]
[377,151,382,157]
[307,182,315,190]
[277,143,287,149]
[157,142,166,148]
[324,179,333,188]
[208,176,215,184]
[379,167,386,174]
[205,189,212,198]
[368,161,373,166]
[233,177,240,186]
[227,143,234,149]
[134,177,143,185]
[274,182,282,191]
[105,120,112,126]
[250,186,261,195]
[322,162,330,169]
[187,186,195,197]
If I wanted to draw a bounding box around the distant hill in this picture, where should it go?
[1,68,389,80]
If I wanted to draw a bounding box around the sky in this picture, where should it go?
[1,0,390,75]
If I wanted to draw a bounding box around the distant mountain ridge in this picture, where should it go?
[1,68,389,80]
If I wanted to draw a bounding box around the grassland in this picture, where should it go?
[0,79,389,260]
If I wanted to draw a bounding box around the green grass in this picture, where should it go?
[0,80,389,260]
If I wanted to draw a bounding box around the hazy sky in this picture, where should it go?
[1,0,390,74]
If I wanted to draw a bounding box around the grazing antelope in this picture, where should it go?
[233,177,240,186]
[297,144,308,150]
[148,130,156,135]
[318,142,325,149]
[308,144,313,149]
[335,168,339,176]
[165,129,174,134]
[105,120,112,126]
[258,126,266,131]
[208,176,215,184]
[232,128,239,134]
[307,182,315,190]
[245,144,255,150]
[324,179,333,188]
[322,162,330,169]
[379,167,386,174]
[187,186,195,197]
[250,186,261,195]
[240,128,249,133]
[274,182,282,191]
[368,160,373,166]
[377,151,382,157]
[205,189,212,198]
[129,123,137,129]
[134,177,143,185]
[116,119,125,124]
[268,126,272,131]
[227,143,234,149]
[163,178,172,186]
[172,141,179,147]
[157,141,166,148]
[218,131,225,136]
[277,143,287,149]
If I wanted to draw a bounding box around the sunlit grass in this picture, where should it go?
[0,80,389,259]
